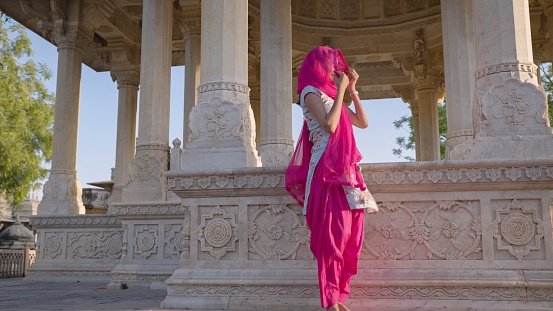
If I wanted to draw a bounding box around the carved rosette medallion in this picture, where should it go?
[492,199,544,260]
[198,206,238,260]
[248,204,311,260]
[134,225,159,259]
[44,233,63,259]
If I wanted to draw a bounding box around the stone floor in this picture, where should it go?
[0,278,176,311]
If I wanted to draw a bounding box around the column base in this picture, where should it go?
[182,83,261,170]
[122,145,169,202]
[445,129,474,160]
[258,139,294,167]
[38,170,85,215]
[107,186,123,213]
[469,134,553,160]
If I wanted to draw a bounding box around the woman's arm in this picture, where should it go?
[304,71,349,134]
[345,68,369,129]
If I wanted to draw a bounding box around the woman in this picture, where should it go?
[285,46,378,311]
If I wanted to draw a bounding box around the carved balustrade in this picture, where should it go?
[161,158,553,309]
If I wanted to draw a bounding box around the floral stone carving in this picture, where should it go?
[248,204,311,260]
[492,199,544,260]
[68,231,123,259]
[480,78,548,129]
[198,206,238,260]
[188,96,243,142]
[364,201,482,260]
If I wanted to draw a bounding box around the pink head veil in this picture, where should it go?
[286,46,366,207]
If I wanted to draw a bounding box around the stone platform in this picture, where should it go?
[1,278,551,311]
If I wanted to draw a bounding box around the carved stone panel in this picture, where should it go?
[362,201,482,260]
[197,205,239,260]
[492,199,545,260]
[248,204,312,260]
[67,231,123,259]
[43,232,64,259]
[133,225,160,259]
[478,78,548,131]
[164,224,190,260]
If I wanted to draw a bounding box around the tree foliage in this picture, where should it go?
[540,63,553,124]
[0,17,54,209]
[393,102,447,161]
[393,63,553,161]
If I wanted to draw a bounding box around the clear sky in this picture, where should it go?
[27,29,414,192]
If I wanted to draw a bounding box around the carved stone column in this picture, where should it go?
[108,67,139,211]
[249,84,261,146]
[39,27,91,215]
[469,0,553,160]
[180,0,261,169]
[415,67,442,161]
[180,17,201,144]
[441,0,475,160]
[410,100,421,161]
[122,0,172,202]
[258,0,294,166]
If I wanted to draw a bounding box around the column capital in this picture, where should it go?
[111,66,140,87]
[414,66,443,92]
[178,16,201,40]
[539,0,553,12]
[51,26,93,52]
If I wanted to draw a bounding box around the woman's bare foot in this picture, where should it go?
[326,303,340,311]
[338,302,351,311]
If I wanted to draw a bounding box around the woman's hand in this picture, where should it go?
[333,71,349,91]
[347,68,359,92]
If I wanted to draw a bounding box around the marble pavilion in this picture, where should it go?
[0,0,552,310]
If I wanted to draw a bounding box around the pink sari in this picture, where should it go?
[285,46,368,308]
[285,47,366,206]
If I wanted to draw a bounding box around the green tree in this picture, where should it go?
[392,102,447,161]
[540,63,553,124]
[0,16,54,210]
[393,63,553,161]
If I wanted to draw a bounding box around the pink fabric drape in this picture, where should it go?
[285,46,366,206]
[285,121,312,207]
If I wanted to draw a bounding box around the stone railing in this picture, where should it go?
[108,201,187,289]
[0,249,36,278]
[26,215,122,282]
[161,159,553,310]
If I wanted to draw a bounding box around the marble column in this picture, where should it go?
[122,0,172,202]
[181,0,260,169]
[410,100,421,161]
[38,27,90,215]
[469,0,553,160]
[441,0,476,160]
[181,18,201,144]
[258,0,294,166]
[108,67,139,211]
[415,67,442,161]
